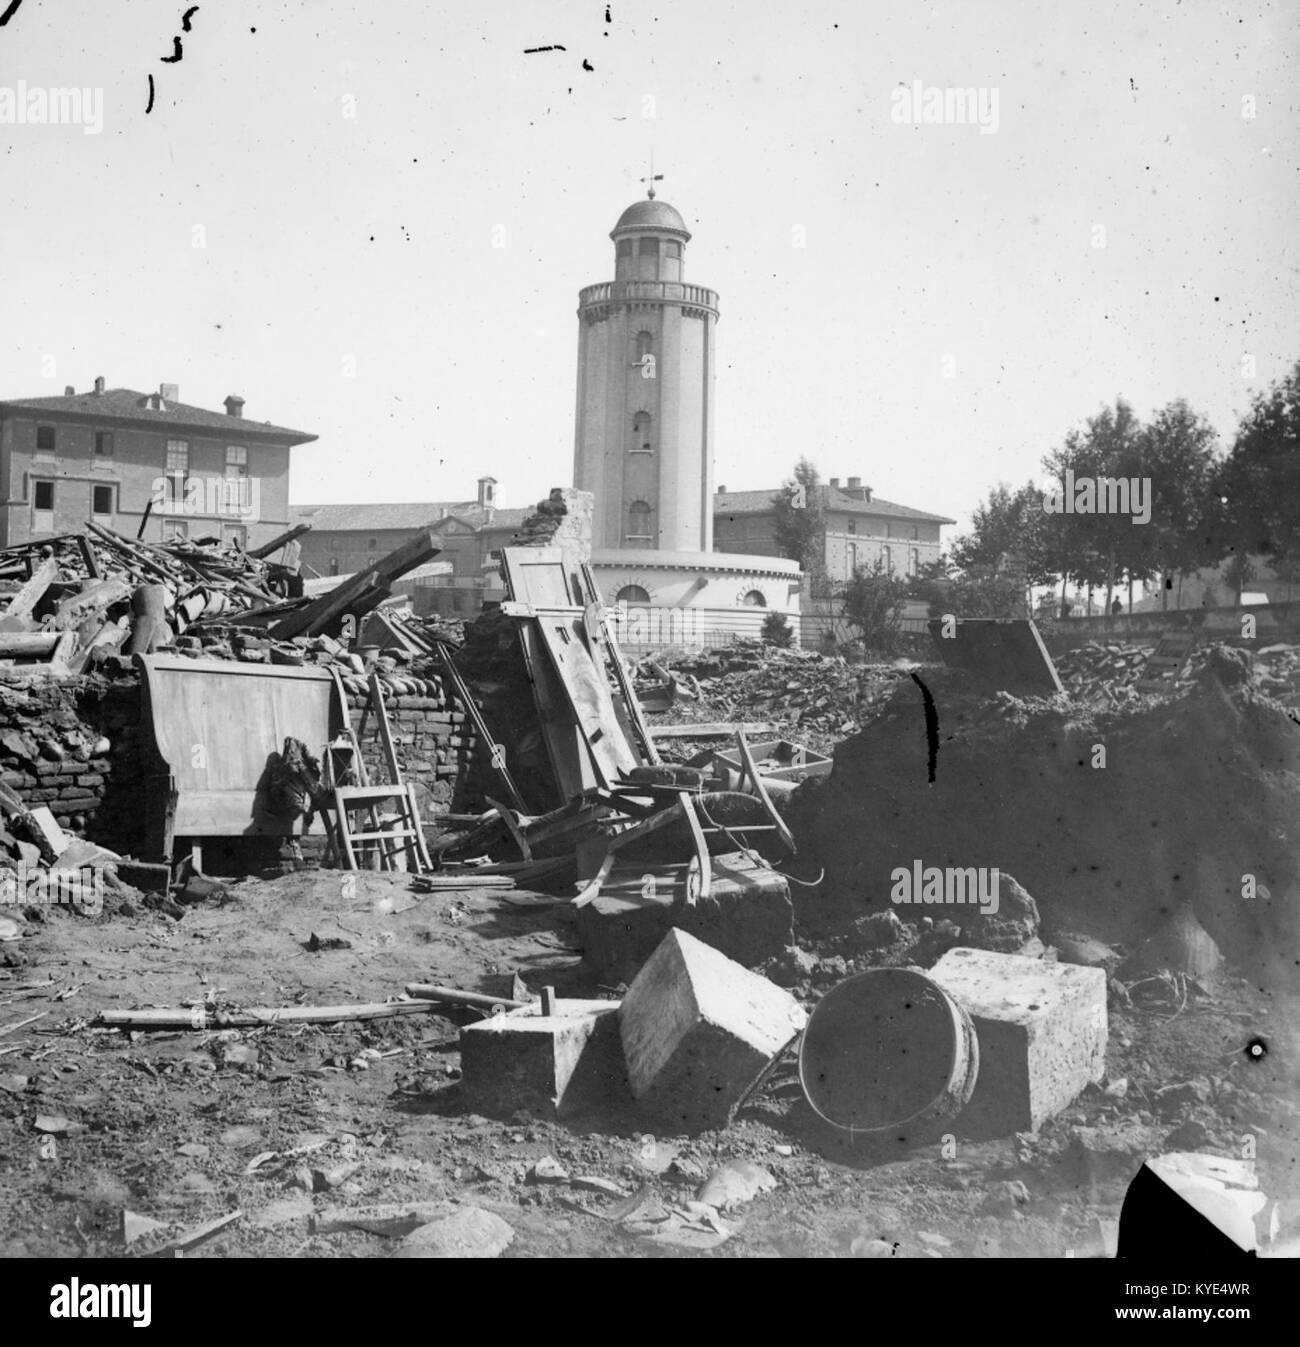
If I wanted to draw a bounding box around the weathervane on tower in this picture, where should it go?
[641,154,663,199]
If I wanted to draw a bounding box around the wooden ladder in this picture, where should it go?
[324,672,431,873]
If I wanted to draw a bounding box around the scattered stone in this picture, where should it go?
[619,929,808,1132]
[1154,1080,1211,1117]
[697,1159,777,1210]
[665,1155,708,1185]
[850,1236,899,1258]
[569,1175,630,1198]
[176,1142,210,1159]
[218,1125,264,1150]
[853,909,908,950]
[393,1206,515,1259]
[527,1156,569,1185]
[767,945,819,986]
[34,1114,84,1135]
[219,1043,258,1071]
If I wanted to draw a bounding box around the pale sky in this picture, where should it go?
[1,0,1296,535]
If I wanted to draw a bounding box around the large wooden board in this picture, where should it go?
[136,654,344,857]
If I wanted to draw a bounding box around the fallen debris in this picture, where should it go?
[618,928,807,1132]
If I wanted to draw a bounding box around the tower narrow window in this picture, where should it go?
[638,238,658,257]
[630,411,652,453]
[626,499,653,543]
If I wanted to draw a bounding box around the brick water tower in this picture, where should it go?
[572,190,719,552]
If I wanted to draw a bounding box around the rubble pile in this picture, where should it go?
[788,650,1300,990]
[644,642,909,750]
[0,523,448,681]
[1054,639,1300,707]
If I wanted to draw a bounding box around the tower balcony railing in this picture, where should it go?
[578,280,719,313]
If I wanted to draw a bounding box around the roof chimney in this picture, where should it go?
[224,395,244,418]
[160,383,179,403]
[828,477,840,489]
[93,376,105,395]
[847,476,861,490]
[716,484,726,494]
[64,385,74,396]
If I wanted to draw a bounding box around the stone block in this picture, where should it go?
[929,946,1107,1137]
[459,998,626,1118]
[577,851,793,984]
[619,928,807,1133]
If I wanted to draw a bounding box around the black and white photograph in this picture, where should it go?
[0,0,1297,1308]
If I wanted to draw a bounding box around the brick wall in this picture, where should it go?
[0,667,487,860]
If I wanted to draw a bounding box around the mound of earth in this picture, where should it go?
[789,651,1300,990]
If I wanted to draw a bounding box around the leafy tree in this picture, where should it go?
[1206,360,1300,601]
[842,559,908,655]
[950,482,1055,587]
[772,457,826,585]
[1042,398,1146,614]
[1129,399,1220,609]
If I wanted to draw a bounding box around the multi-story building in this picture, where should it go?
[0,378,317,550]
[714,477,954,584]
[292,477,530,616]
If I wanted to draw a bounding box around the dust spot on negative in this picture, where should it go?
[1244,1037,1267,1062]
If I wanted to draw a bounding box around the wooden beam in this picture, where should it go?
[649,722,780,740]
[271,529,439,640]
[246,522,311,560]
[0,555,59,631]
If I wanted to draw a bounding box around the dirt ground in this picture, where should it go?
[2,869,1297,1259]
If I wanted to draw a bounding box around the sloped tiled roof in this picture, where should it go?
[292,502,531,534]
[0,388,316,444]
[714,484,954,525]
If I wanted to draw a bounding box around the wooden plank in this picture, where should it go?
[246,522,311,560]
[0,555,59,631]
[534,614,638,789]
[100,1001,442,1029]
[272,530,439,640]
[650,722,780,740]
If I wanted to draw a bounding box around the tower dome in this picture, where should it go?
[610,198,691,241]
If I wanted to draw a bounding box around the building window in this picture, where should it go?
[882,545,892,573]
[626,500,653,543]
[35,426,55,452]
[885,522,893,538]
[741,590,767,607]
[329,558,340,576]
[166,439,189,473]
[33,480,55,511]
[368,538,378,551]
[223,525,247,551]
[910,547,920,576]
[617,239,632,258]
[615,585,650,606]
[168,520,189,540]
[94,431,113,457]
[638,238,658,257]
[911,525,919,540]
[225,445,248,478]
[846,520,856,534]
[91,485,113,517]
[847,543,858,574]
[664,240,681,258]
[630,411,652,453]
